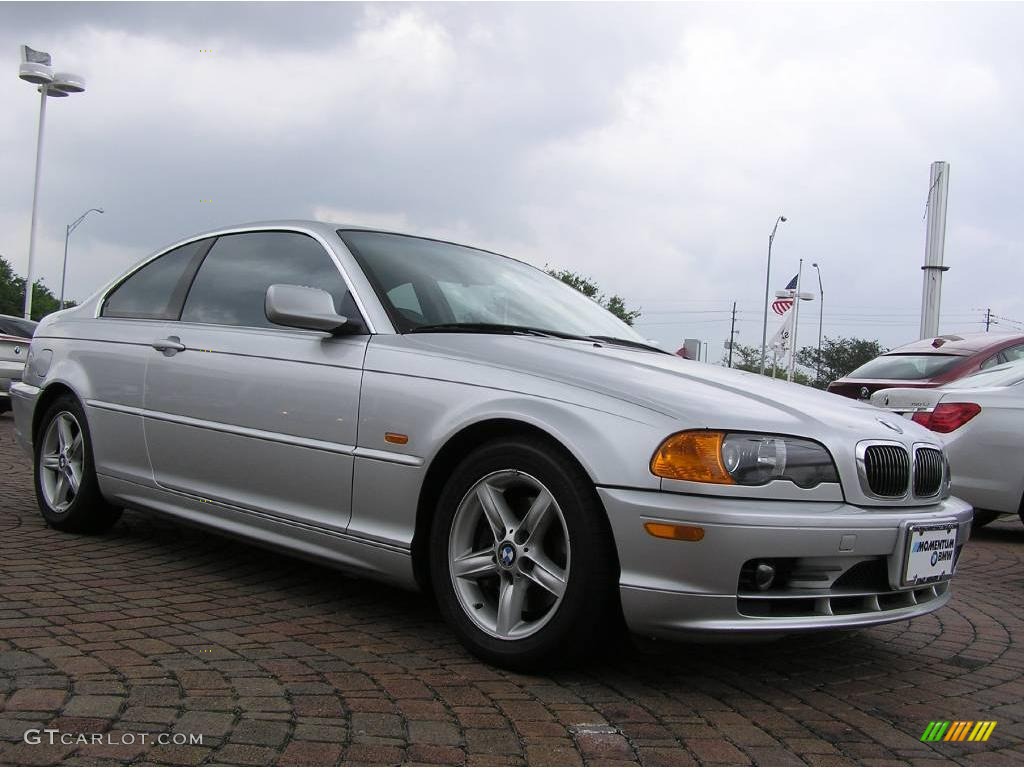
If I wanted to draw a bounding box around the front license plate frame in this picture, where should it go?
[902,521,958,586]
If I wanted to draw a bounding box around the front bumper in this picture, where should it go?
[599,487,973,640]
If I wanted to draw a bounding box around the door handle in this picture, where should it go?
[152,336,186,355]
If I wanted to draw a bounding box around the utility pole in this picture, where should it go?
[919,161,950,339]
[985,307,992,332]
[727,301,738,368]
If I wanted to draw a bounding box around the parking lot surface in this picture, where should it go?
[0,413,1022,766]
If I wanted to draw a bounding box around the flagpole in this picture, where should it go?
[788,259,803,382]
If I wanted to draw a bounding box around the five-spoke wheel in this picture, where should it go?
[33,394,121,533]
[39,411,85,513]
[449,470,570,640]
[431,436,618,669]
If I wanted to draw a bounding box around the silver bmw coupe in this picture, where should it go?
[11,221,972,668]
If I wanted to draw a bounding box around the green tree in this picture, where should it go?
[720,342,813,385]
[796,336,887,388]
[545,267,641,326]
[0,254,72,320]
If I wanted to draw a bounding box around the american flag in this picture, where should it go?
[771,274,798,315]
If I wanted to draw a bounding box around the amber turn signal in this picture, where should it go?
[384,432,409,445]
[643,522,705,542]
[650,431,734,483]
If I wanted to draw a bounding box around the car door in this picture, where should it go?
[142,230,368,532]
[85,237,214,486]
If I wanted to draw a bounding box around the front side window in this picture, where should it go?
[102,239,212,320]
[340,230,646,341]
[181,232,356,329]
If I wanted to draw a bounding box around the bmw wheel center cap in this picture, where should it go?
[498,542,516,568]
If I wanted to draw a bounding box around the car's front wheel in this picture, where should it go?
[34,395,121,533]
[430,437,618,669]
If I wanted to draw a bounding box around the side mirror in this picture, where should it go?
[265,284,352,334]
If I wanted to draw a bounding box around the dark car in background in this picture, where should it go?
[0,314,38,414]
[828,332,1024,400]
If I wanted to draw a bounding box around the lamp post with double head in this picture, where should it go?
[811,262,824,386]
[61,207,104,309]
[759,215,787,374]
[18,45,87,320]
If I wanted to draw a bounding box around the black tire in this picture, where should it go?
[972,510,1001,528]
[33,394,121,534]
[429,436,619,670]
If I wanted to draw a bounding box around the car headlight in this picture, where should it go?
[651,431,839,488]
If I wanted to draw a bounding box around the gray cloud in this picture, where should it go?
[1,1,1021,359]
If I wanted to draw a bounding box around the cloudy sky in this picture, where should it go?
[2,1,1022,360]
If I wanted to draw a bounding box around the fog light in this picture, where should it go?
[754,561,776,591]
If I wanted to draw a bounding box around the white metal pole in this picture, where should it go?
[919,161,950,339]
[760,216,785,374]
[23,88,48,320]
[60,223,70,309]
[788,259,804,382]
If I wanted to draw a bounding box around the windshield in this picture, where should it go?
[847,353,962,380]
[340,230,646,342]
[948,359,1024,389]
[0,316,38,338]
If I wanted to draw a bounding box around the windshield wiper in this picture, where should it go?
[407,323,666,353]
[407,322,591,341]
[586,335,668,354]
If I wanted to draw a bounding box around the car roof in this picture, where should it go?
[885,332,1024,356]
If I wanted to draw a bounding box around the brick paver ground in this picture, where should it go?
[0,412,1021,766]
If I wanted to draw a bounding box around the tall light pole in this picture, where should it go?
[759,215,787,374]
[18,45,87,320]
[811,262,823,385]
[60,207,103,309]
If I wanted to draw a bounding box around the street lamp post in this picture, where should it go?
[60,207,104,309]
[811,262,824,385]
[18,45,87,320]
[759,215,787,374]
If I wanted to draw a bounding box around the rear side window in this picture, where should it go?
[999,343,1024,364]
[102,239,212,319]
[847,354,962,381]
[180,231,354,329]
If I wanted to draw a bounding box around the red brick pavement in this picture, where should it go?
[0,413,1022,766]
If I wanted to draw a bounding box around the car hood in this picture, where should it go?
[388,334,927,445]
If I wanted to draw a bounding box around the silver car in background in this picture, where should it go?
[11,221,972,668]
[873,360,1024,529]
[0,314,37,415]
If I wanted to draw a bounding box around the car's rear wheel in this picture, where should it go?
[34,395,121,533]
[429,437,618,669]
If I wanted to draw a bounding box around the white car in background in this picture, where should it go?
[0,314,37,415]
[872,360,1024,528]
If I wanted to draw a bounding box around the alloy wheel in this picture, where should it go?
[39,411,85,513]
[448,470,571,640]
